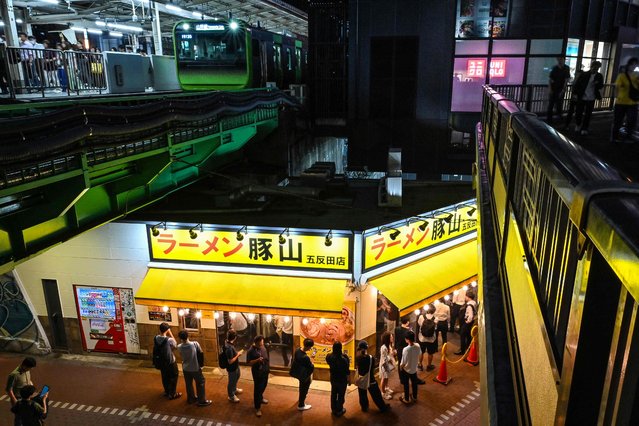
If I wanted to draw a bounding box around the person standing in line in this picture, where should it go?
[417,306,438,372]
[379,332,396,399]
[293,338,315,411]
[355,341,391,413]
[450,288,467,333]
[177,330,211,406]
[572,61,603,135]
[546,56,571,125]
[246,335,270,417]
[434,299,450,345]
[456,290,478,355]
[224,329,244,403]
[6,357,37,426]
[393,317,410,365]
[154,322,181,400]
[611,57,639,143]
[326,341,350,417]
[399,331,421,404]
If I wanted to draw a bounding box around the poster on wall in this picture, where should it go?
[456,0,509,38]
[299,301,356,369]
[148,306,172,322]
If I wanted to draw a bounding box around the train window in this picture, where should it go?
[286,48,292,71]
[175,26,247,76]
[296,48,301,69]
[274,45,281,70]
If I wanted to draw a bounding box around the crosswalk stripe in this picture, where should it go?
[118,409,127,415]
[69,403,77,409]
[451,406,460,412]
[467,394,476,400]
[0,395,7,401]
[446,410,455,416]
[188,419,195,425]
[61,403,69,409]
[127,411,137,417]
[94,406,102,412]
[143,412,151,418]
[435,419,444,425]
[471,390,480,396]
[85,405,93,411]
[197,420,204,426]
[77,404,85,410]
[110,408,118,415]
[462,398,471,404]
[456,402,465,408]
[441,413,450,420]
[52,402,61,407]
[162,415,169,421]
[103,408,111,414]
[171,415,178,422]
[179,417,186,424]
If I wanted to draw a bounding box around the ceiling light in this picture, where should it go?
[265,314,272,322]
[195,311,202,319]
[162,306,169,312]
[279,228,289,245]
[108,22,143,32]
[41,0,59,4]
[182,23,190,30]
[95,20,106,27]
[109,31,123,37]
[214,312,220,320]
[324,230,333,247]
[236,225,247,241]
[192,11,202,18]
[87,28,103,35]
[229,21,239,30]
[166,4,184,12]
[178,309,185,316]
[16,19,23,24]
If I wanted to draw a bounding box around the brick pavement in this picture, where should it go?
[0,333,480,426]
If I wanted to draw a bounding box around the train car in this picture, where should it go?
[174,19,307,91]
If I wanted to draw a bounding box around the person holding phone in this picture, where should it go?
[11,385,47,426]
[177,330,211,407]
[225,329,244,403]
[246,335,270,417]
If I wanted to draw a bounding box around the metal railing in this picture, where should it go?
[490,83,615,114]
[0,45,106,97]
[477,85,639,424]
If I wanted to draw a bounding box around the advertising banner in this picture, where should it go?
[299,301,356,369]
[148,226,351,272]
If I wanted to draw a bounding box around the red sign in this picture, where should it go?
[467,59,507,78]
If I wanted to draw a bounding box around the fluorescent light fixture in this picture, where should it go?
[95,20,106,26]
[16,19,23,24]
[192,11,202,18]
[109,31,123,37]
[41,0,59,4]
[0,22,4,27]
[165,4,184,12]
[87,28,103,35]
[108,22,143,32]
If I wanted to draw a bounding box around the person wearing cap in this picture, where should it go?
[355,340,390,413]
[292,337,315,411]
[326,341,350,417]
[572,60,604,136]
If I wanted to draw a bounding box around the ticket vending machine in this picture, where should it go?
[74,286,140,354]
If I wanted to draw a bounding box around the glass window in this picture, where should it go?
[530,39,563,55]
[566,38,580,57]
[180,308,200,331]
[492,39,526,55]
[583,40,594,58]
[488,57,525,84]
[596,42,611,60]
[455,39,489,55]
[526,57,558,84]
[451,57,487,112]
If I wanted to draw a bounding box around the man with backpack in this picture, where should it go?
[417,305,437,372]
[290,338,315,411]
[456,290,478,355]
[153,322,181,400]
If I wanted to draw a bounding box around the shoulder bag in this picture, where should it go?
[356,355,372,389]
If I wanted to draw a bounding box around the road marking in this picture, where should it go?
[127,410,137,417]
[118,409,127,415]
[85,405,93,411]
[197,421,203,426]
[451,406,460,412]
[61,403,69,409]
[171,415,178,422]
[110,408,119,415]
[103,408,111,414]
[435,419,444,425]
[179,417,186,424]
[94,406,102,412]
[162,415,169,421]
[456,402,465,408]
[143,412,151,418]
[69,403,77,409]
[52,402,61,407]
[153,414,161,420]
[77,404,85,410]
[467,394,476,400]
[472,390,480,397]
[446,410,455,416]
[0,395,7,401]
[462,398,471,404]
[441,413,449,420]
[188,419,195,425]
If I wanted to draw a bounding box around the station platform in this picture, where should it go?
[0,332,479,426]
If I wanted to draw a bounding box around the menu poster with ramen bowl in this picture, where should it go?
[299,301,356,369]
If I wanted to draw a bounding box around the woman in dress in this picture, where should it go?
[379,331,396,399]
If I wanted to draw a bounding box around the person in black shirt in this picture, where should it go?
[326,342,350,417]
[546,56,571,124]
[11,385,47,426]
[246,335,270,417]
[225,330,244,403]
[293,338,315,411]
[394,317,410,364]
[356,341,390,413]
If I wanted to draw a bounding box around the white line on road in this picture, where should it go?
[456,402,466,408]
[441,413,449,420]
[446,410,455,416]
[451,406,460,412]
[52,402,61,408]
[462,398,471,404]
[61,403,69,409]
[435,419,444,425]
[69,403,77,409]
[76,404,85,410]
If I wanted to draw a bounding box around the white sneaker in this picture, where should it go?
[228,395,240,403]
[235,388,243,395]
[256,409,262,417]
[297,404,312,411]
[384,393,393,400]
[262,398,269,404]
[386,388,394,394]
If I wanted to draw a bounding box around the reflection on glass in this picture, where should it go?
[566,38,580,57]
[583,40,594,58]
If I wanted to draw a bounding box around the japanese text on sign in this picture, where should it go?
[148,228,351,271]
[363,204,478,270]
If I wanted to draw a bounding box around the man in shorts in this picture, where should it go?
[417,306,438,371]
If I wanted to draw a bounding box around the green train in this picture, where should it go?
[174,19,307,91]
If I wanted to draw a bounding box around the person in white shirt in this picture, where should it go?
[399,330,421,404]
[434,299,450,344]
[378,332,396,399]
[572,61,603,135]
[456,290,478,355]
[417,306,438,372]
[450,288,466,332]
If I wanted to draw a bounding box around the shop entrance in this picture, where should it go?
[216,312,294,368]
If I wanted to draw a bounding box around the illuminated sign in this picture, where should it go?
[180,34,193,39]
[363,202,478,271]
[195,23,225,31]
[148,227,351,272]
[467,59,507,78]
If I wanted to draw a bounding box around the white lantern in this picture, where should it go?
[162,306,169,313]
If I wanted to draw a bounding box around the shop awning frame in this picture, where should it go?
[135,268,347,319]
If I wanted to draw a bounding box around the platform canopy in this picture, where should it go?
[368,240,478,316]
[135,268,346,318]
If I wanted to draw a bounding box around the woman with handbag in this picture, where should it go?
[355,341,391,413]
[379,332,396,399]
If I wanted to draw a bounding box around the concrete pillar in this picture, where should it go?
[0,0,19,47]
[152,2,162,55]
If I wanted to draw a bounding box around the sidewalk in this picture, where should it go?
[0,334,480,426]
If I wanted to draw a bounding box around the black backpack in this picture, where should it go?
[152,337,171,369]
[420,315,436,338]
[218,344,229,370]
[626,72,639,101]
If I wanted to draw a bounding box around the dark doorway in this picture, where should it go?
[42,279,68,350]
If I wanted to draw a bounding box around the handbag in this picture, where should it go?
[356,355,372,389]
[383,359,396,373]
[196,343,205,368]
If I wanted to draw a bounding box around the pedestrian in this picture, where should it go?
[434,299,450,344]
[154,322,181,400]
[399,330,421,404]
[246,335,270,417]
[177,330,211,406]
[291,337,315,411]
[224,329,244,403]
[394,317,411,365]
[379,331,396,399]
[6,357,37,426]
[611,57,639,143]
[417,305,438,372]
[456,290,478,355]
[546,56,571,124]
[450,287,466,333]
[10,385,47,426]
[572,61,603,135]
[326,341,350,417]
[355,341,390,412]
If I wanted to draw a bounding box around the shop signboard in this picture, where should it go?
[148,226,351,272]
[299,301,356,369]
[363,201,478,271]
[467,59,506,78]
[148,306,172,322]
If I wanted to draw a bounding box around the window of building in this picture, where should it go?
[451,57,487,112]
[492,39,527,55]
[530,39,563,55]
[179,308,200,331]
[455,0,511,39]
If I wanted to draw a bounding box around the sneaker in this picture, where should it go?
[387,388,395,394]
[256,409,262,417]
[228,395,240,403]
[262,398,269,404]
[235,388,243,395]
[426,364,436,371]
[399,396,411,404]
[297,404,312,411]
[418,364,424,371]
[168,392,182,400]
[417,378,426,385]
[384,393,393,400]
[197,400,212,407]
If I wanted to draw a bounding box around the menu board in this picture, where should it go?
[77,287,116,319]
[456,0,509,38]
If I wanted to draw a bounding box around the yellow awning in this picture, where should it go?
[369,240,478,316]
[135,268,346,319]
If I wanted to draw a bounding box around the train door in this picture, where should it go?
[273,43,283,88]
[251,39,264,87]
